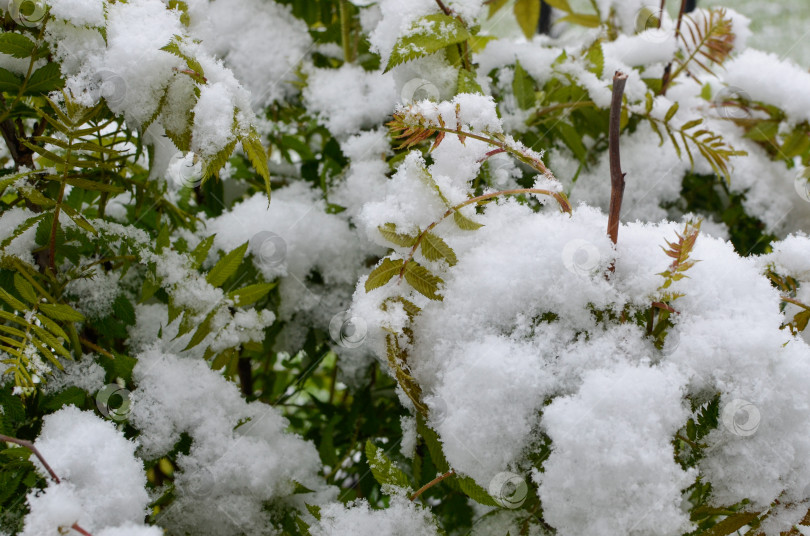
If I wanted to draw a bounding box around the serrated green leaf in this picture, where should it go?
[457,68,482,95]
[227,282,277,307]
[365,440,411,490]
[13,273,36,304]
[242,130,271,200]
[378,223,418,247]
[35,314,68,342]
[305,503,321,521]
[365,258,404,292]
[421,232,457,266]
[514,0,540,39]
[0,33,35,58]
[512,60,536,110]
[206,241,248,288]
[0,288,25,311]
[385,14,472,72]
[25,63,64,95]
[0,67,22,92]
[183,308,215,351]
[61,204,97,235]
[457,475,499,507]
[453,210,483,230]
[39,303,84,323]
[201,138,238,182]
[487,0,509,18]
[404,261,443,301]
[191,234,216,270]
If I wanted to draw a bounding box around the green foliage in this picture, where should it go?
[385,14,471,72]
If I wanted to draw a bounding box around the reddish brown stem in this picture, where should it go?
[658,0,666,28]
[607,71,628,250]
[410,469,455,501]
[0,434,95,536]
[434,0,452,15]
[0,434,60,483]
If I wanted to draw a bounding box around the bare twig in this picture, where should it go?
[658,0,667,28]
[434,0,452,16]
[660,0,688,94]
[607,71,628,250]
[0,434,95,536]
[410,469,455,501]
[0,434,61,483]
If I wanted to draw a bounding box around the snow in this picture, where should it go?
[310,496,440,536]
[304,65,398,136]
[46,0,105,27]
[23,407,151,534]
[128,348,332,535]
[724,48,810,125]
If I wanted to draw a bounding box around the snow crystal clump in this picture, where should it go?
[23,407,150,535]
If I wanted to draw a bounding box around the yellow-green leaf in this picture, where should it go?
[206,241,248,288]
[421,232,457,266]
[227,282,277,307]
[365,258,404,292]
[39,303,85,323]
[378,223,418,247]
[514,0,541,39]
[453,210,483,230]
[404,261,443,301]
[385,14,472,72]
[365,440,411,490]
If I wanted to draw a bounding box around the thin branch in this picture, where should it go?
[79,337,115,360]
[0,434,61,483]
[658,0,667,28]
[434,0,452,16]
[339,0,354,63]
[0,434,95,536]
[607,71,628,249]
[660,0,688,95]
[410,469,455,501]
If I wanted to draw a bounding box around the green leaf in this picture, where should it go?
[421,232,457,266]
[365,258,404,292]
[453,210,483,230]
[586,40,604,76]
[457,68,482,95]
[0,33,35,58]
[242,130,271,200]
[457,475,499,507]
[227,282,277,307]
[404,261,443,301]
[378,223,418,247]
[13,273,36,304]
[364,440,411,490]
[190,234,216,270]
[206,241,248,288]
[514,0,540,39]
[385,14,472,72]
[665,102,680,122]
[556,13,601,27]
[183,309,215,351]
[0,67,22,93]
[487,0,509,18]
[545,0,572,11]
[0,288,25,311]
[512,60,536,110]
[25,63,64,95]
[39,303,84,323]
